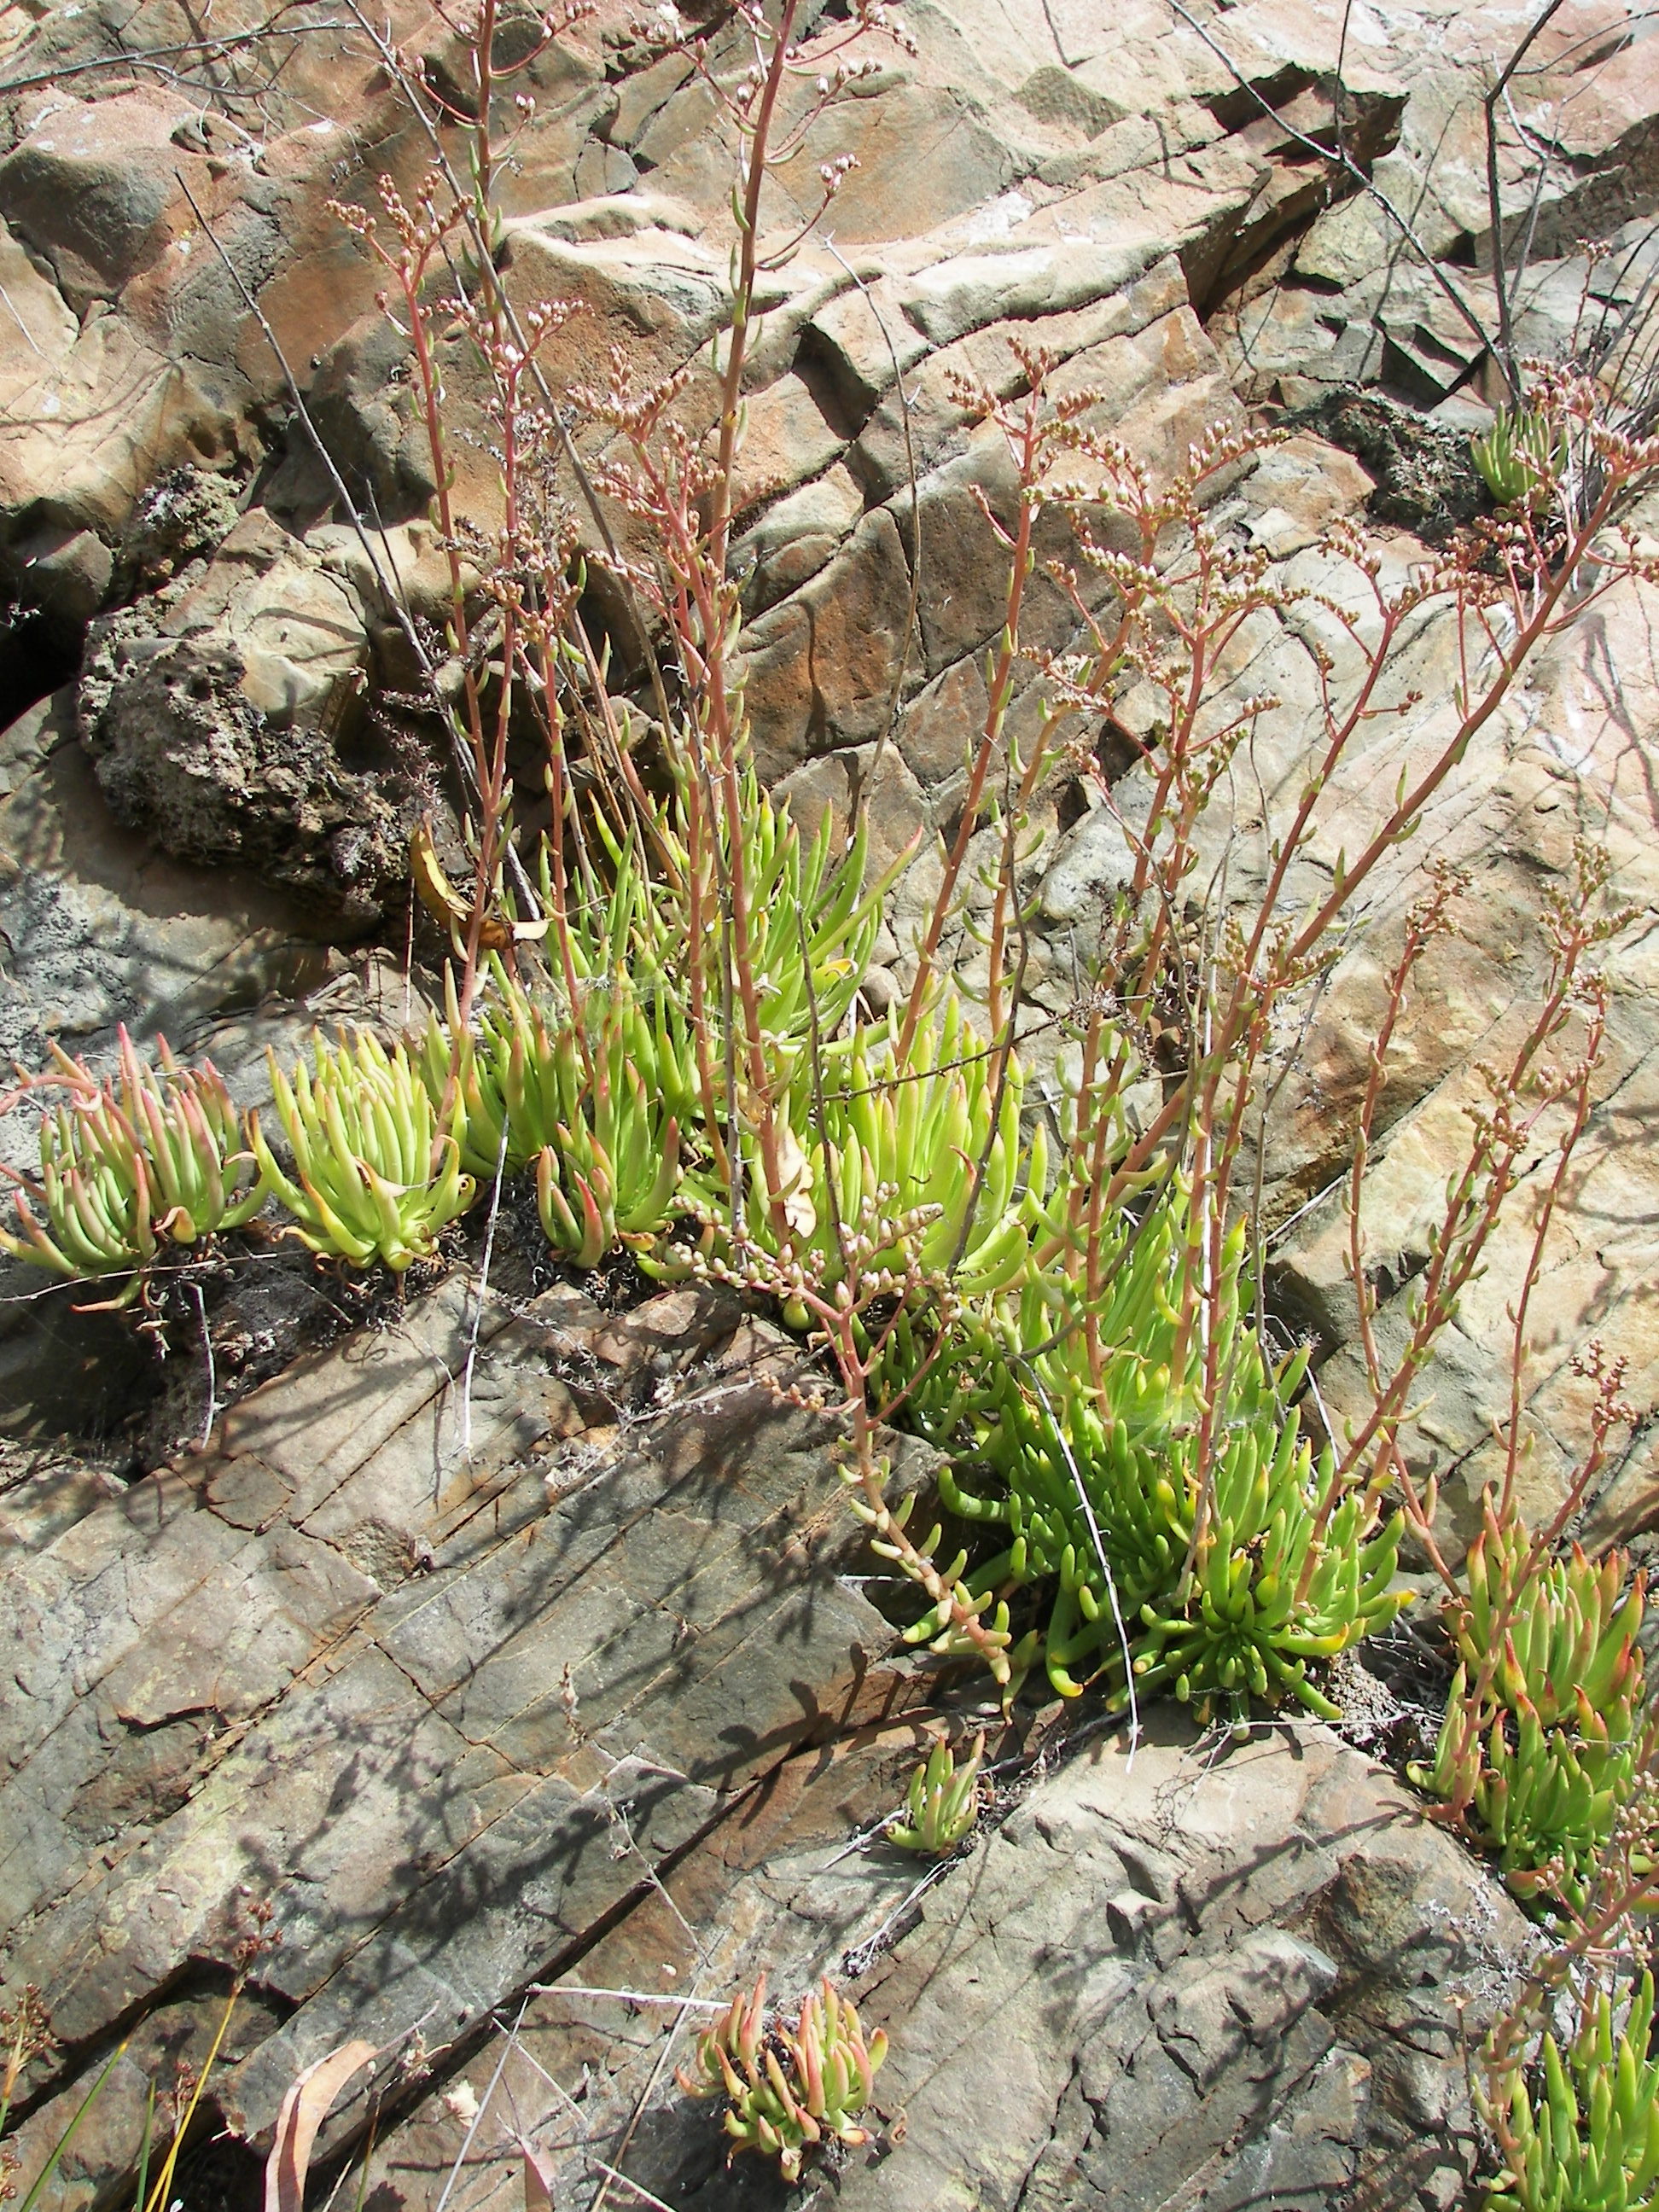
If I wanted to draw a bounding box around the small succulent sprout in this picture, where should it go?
[1471,406,1567,509]
[887,1732,985,1855]
[676,1973,888,2183]
[250,1027,475,1273]
[0,1029,261,1303]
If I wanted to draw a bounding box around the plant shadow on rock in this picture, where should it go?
[0,1231,451,1479]
[130,1242,448,1470]
[0,1267,162,1456]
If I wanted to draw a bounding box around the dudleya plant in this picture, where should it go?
[683,996,1039,1322]
[531,999,685,1266]
[676,1974,888,2182]
[251,1027,475,1273]
[1483,1971,1659,2212]
[417,958,690,1266]
[0,1031,261,1303]
[1472,405,1569,509]
[1412,1501,1649,1907]
[645,750,903,1071]
[888,1176,1408,1721]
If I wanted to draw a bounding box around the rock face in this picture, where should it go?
[0,1262,1528,2212]
[0,688,321,1072]
[0,1278,936,2203]
[803,1724,1519,2212]
[1,2,1657,2203]
[1214,4,1659,414]
[304,1688,1528,2212]
[74,510,453,923]
[263,1672,1530,2212]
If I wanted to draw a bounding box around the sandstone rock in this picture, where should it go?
[655,75,1029,248]
[843,247,1197,505]
[806,1720,1521,2212]
[1254,565,1659,1553]
[730,370,847,516]
[893,650,992,788]
[505,218,733,346]
[1224,427,1376,553]
[805,269,932,420]
[734,463,865,614]
[1461,17,1659,265]
[339,1707,980,2211]
[0,0,433,157]
[288,204,734,536]
[773,742,934,886]
[1208,0,1659,404]
[898,234,1167,347]
[1295,154,1447,290]
[0,211,76,386]
[514,187,701,242]
[0,90,195,311]
[737,506,917,778]
[297,309,440,526]
[1014,63,1127,139]
[0,269,244,551]
[0,1447,127,1556]
[1040,804,1138,924]
[10,526,112,636]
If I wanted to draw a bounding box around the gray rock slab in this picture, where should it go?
[899,234,1167,347]
[0,689,319,1072]
[352,1709,1528,2212]
[0,1280,912,2201]
[669,1717,1523,2210]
